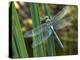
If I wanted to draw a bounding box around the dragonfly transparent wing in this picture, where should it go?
[53,16,73,30]
[24,23,52,48]
[50,6,72,22]
[24,23,51,38]
[49,6,73,30]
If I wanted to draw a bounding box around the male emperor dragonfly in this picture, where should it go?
[24,6,73,48]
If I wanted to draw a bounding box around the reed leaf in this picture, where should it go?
[12,36,19,58]
[12,2,28,58]
[30,3,45,57]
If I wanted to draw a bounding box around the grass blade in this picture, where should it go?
[12,36,19,58]
[12,2,28,58]
[30,3,45,57]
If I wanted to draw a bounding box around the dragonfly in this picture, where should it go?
[24,6,73,48]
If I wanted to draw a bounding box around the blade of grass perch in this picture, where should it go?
[30,3,45,57]
[44,4,56,56]
[12,2,28,58]
[12,36,19,58]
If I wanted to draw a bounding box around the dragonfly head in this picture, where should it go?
[45,16,50,23]
[45,18,51,25]
[40,16,51,24]
[40,16,49,21]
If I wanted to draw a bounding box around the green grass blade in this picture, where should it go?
[44,4,56,56]
[12,36,19,58]
[12,2,28,58]
[30,3,45,57]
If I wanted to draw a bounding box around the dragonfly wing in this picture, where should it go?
[50,6,73,30]
[51,6,72,22]
[32,25,52,48]
[24,23,51,38]
[24,23,52,48]
[24,23,46,38]
[54,16,73,30]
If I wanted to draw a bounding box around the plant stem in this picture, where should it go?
[12,2,28,58]
[30,3,45,57]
